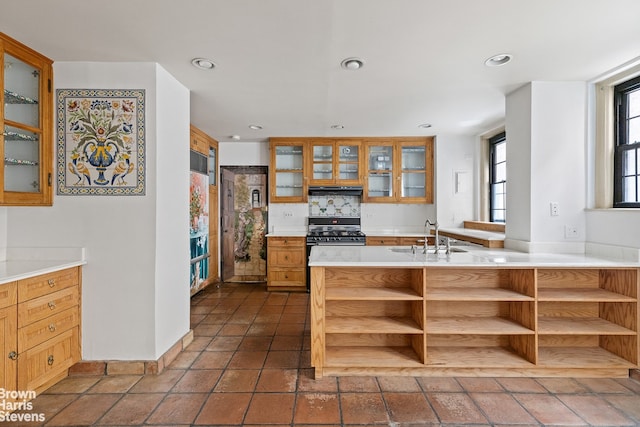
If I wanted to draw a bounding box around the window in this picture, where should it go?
[489,132,506,222]
[614,75,640,207]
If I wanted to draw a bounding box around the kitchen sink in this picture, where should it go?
[389,246,467,254]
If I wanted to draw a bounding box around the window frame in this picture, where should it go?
[488,131,506,222]
[613,75,640,208]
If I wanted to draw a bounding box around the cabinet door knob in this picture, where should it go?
[48,301,56,310]
[48,279,56,287]
[8,351,18,360]
[47,355,54,366]
[284,255,289,260]
[49,323,56,332]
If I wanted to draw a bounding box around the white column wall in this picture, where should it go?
[505,82,587,253]
[6,62,190,360]
[505,84,533,244]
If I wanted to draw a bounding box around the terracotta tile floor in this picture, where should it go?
[18,282,640,426]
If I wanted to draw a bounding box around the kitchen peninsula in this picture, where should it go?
[308,245,640,379]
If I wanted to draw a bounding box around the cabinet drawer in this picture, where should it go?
[268,268,305,285]
[18,267,79,302]
[18,307,79,352]
[366,236,400,246]
[0,282,17,309]
[268,236,305,248]
[18,287,79,327]
[18,327,80,392]
[268,249,305,267]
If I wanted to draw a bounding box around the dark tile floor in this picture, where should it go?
[16,282,640,426]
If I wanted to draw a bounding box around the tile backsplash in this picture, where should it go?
[309,194,361,217]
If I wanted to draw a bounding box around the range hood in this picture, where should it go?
[308,185,363,196]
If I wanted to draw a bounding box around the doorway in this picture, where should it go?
[220,166,268,282]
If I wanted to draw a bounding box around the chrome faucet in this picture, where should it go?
[424,219,439,254]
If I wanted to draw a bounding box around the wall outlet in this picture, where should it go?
[550,202,559,216]
[565,225,578,239]
[283,211,293,217]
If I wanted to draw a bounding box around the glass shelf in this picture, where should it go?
[3,89,38,105]
[3,130,38,141]
[4,157,38,166]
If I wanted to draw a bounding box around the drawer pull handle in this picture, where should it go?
[48,301,56,310]
[284,255,289,260]
[284,275,289,279]
[8,351,18,360]
[48,279,56,287]
[47,355,54,366]
[49,323,56,332]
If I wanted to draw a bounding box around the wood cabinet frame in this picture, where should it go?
[0,32,53,206]
[311,265,639,378]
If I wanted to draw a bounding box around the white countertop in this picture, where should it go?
[0,247,87,285]
[308,245,640,268]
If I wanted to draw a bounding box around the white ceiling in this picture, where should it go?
[2,0,640,142]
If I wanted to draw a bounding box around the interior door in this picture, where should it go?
[221,168,235,281]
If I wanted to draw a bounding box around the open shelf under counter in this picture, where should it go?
[538,317,637,335]
[326,287,422,301]
[426,287,534,301]
[325,346,424,368]
[326,316,423,334]
[427,317,535,335]
[538,288,637,302]
[538,346,636,368]
[426,346,535,368]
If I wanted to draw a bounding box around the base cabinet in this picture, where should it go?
[0,267,81,396]
[267,236,306,291]
[310,265,639,378]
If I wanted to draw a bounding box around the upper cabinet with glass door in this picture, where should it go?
[270,138,307,202]
[308,138,362,186]
[364,137,434,203]
[1,32,53,206]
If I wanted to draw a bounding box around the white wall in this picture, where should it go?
[504,82,587,253]
[220,141,270,166]
[6,62,190,360]
[434,134,475,227]
[505,84,533,243]
[154,66,191,356]
[0,208,6,259]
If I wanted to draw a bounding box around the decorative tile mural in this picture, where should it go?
[309,194,361,217]
[56,89,145,195]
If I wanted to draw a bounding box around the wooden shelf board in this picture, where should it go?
[326,287,422,301]
[426,287,534,301]
[427,317,534,335]
[325,346,424,368]
[538,317,637,335]
[538,347,636,368]
[538,288,636,302]
[426,346,534,368]
[326,316,423,334]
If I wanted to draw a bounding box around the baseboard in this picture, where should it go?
[68,329,194,376]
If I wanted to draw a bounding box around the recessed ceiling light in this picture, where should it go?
[231,135,241,140]
[191,57,216,70]
[418,123,432,129]
[484,53,513,67]
[341,57,364,70]
[248,124,263,130]
[331,124,344,129]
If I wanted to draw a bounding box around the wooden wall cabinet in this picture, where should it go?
[311,265,639,378]
[1,32,53,206]
[364,137,434,203]
[0,267,82,395]
[269,138,307,203]
[267,236,306,291]
[308,138,362,186]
